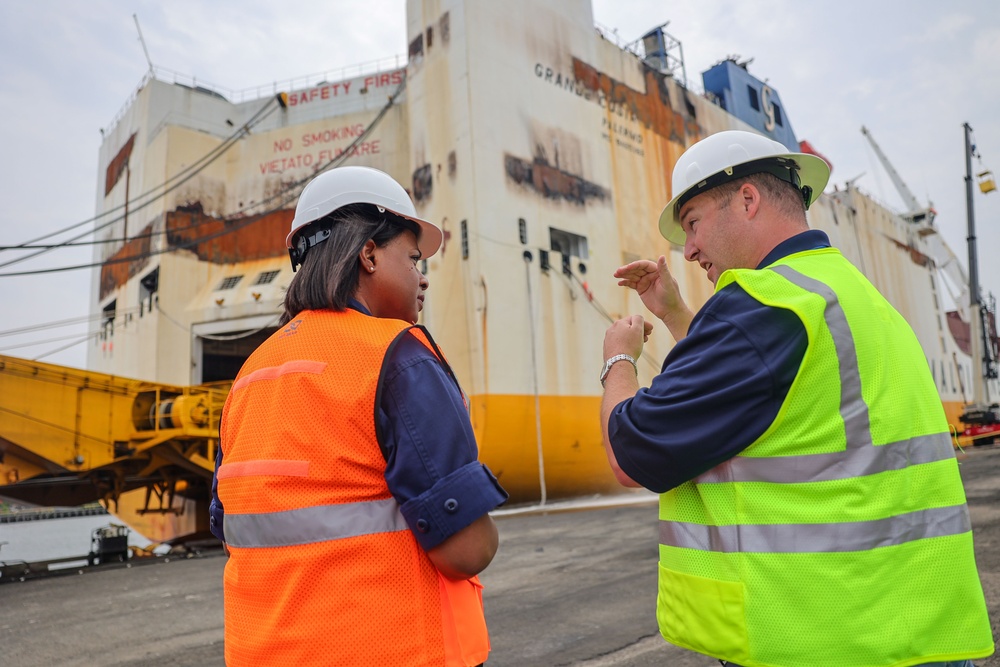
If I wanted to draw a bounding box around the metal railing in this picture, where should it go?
[103,54,406,137]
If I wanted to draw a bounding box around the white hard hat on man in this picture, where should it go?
[286,165,442,269]
[659,130,831,245]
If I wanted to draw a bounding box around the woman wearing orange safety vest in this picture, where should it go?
[210,166,508,666]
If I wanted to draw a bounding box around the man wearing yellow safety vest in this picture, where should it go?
[599,130,994,667]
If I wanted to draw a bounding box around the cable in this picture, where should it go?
[1,95,282,259]
[0,332,103,353]
[32,333,101,361]
[523,252,548,506]
[563,265,663,371]
[156,302,279,340]
[468,230,665,371]
[0,211,246,250]
[0,101,279,270]
[0,74,408,278]
[0,313,106,338]
[0,208,276,277]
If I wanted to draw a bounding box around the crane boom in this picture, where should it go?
[860,125,935,225]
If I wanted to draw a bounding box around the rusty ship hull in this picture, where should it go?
[2,0,997,543]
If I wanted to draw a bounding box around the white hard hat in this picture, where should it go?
[658,130,831,245]
[286,165,442,265]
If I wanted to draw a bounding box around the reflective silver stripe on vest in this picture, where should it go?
[659,504,971,553]
[225,497,409,548]
[773,265,872,451]
[696,265,954,486]
[662,265,968,554]
[696,431,955,484]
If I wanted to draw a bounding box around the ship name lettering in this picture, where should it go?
[601,118,642,144]
[533,63,590,99]
[533,62,640,125]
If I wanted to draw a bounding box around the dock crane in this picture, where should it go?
[959,122,1000,439]
[861,125,999,442]
[861,126,937,227]
[860,126,972,320]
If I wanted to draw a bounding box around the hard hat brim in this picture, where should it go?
[386,209,443,259]
[658,152,831,246]
[285,199,443,259]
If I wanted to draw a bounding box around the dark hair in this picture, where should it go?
[705,172,807,220]
[280,204,419,324]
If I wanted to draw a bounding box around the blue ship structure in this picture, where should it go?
[702,59,800,152]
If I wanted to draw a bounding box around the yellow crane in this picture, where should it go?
[0,354,228,541]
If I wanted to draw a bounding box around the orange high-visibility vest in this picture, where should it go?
[218,309,490,666]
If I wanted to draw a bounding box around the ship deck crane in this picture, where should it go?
[861,125,999,442]
[861,125,938,227]
[860,126,972,318]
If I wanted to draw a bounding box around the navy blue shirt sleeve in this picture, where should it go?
[605,228,831,494]
[379,332,508,551]
[608,286,807,492]
[209,441,225,541]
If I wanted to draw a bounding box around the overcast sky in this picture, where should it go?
[1,0,998,370]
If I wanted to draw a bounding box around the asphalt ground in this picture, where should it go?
[2,444,1000,667]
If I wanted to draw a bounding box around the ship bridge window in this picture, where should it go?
[773,103,783,127]
[253,270,280,285]
[101,300,116,340]
[216,275,244,290]
[747,86,760,111]
[549,227,589,259]
[139,268,159,317]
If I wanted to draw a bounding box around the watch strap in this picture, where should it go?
[600,353,637,387]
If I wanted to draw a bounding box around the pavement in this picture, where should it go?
[2,445,1000,667]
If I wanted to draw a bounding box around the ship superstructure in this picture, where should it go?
[2,0,997,542]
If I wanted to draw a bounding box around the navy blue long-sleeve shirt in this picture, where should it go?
[210,301,508,550]
[608,230,830,493]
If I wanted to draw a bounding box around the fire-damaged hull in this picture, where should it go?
[3,0,996,543]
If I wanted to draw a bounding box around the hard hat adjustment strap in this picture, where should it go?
[288,224,333,271]
[674,156,806,215]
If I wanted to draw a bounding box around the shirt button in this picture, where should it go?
[444,498,459,513]
[416,518,430,533]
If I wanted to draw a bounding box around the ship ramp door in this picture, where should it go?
[192,316,279,384]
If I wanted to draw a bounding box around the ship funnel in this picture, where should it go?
[635,23,686,86]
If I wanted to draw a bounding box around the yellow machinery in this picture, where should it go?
[0,354,229,541]
[978,169,996,194]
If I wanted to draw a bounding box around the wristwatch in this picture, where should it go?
[600,353,637,387]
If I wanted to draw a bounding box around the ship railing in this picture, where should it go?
[103,54,405,137]
[594,21,689,89]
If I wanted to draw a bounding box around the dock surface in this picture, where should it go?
[3,445,1000,666]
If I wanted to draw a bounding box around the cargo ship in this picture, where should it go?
[2,0,998,544]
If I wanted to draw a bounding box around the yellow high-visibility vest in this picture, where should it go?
[656,248,994,667]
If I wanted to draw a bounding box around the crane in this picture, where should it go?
[861,124,999,442]
[860,125,937,227]
[860,125,971,319]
